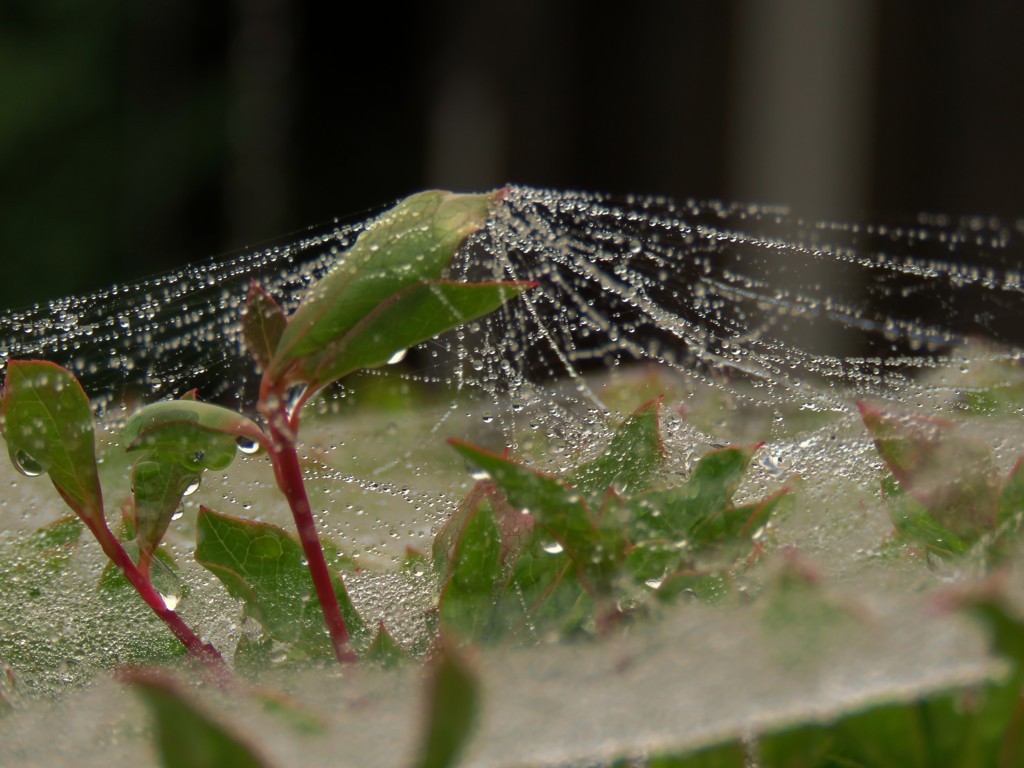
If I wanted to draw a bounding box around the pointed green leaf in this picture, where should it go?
[438,503,503,640]
[366,621,409,668]
[123,399,264,471]
[128,670,271,768]
[630,445,757,542]
[567,396,664,496]
[303,279,534,391]
[131,459,200,569]
[689,487,788,547]
[449,440,624,593]
[889,492,968,558]
[195,507,365,657]
[242,283,287,371]
[270,190,498,379]
[1,360,104,522]
[414,640,480,768]
[858,401,999,536]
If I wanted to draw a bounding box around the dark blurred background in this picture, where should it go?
[3,1,1024,309]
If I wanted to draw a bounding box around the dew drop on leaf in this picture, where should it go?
[12,450,44,478]
[386,349,408,365]
[183,477,201,496]
[236,436,260,455]
[541,541,564,554]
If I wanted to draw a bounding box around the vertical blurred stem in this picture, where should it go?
[260,378,356,664]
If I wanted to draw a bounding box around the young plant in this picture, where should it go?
[1,189,535,668]
[1,361,228,679]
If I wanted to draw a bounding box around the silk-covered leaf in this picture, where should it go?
[689,486,788,547]
[858,401,1000,537]
[365,621,409,668]
[302,279,533,391]
[131,459,200,574]
[630,445,758,542]
[438,503,503,640]
[195,507,365,657]
[242,283,287,371]
[1,360,104,523]
[888,491,969,558]
[567,396,664,496]
[270,190,497,381]
[449,439,624,594]
[123,399,264,471]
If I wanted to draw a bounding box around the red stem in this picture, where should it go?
[84,517,230,684]
[260,379,356,664]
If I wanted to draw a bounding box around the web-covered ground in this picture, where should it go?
[1,186,1023,765]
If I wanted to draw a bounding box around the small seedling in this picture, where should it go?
[1,190,534,670]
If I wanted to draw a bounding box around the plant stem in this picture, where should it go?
[84,517,230,684]
[261,385,356,664]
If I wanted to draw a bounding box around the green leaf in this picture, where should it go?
[889,492,968,558]
[131,459,199,570]
[1,360,103,523]
[270,190,497,380]
[567,396,664,497]
[234,633,274,677]
[128,670,270,768]
[636,741,747,767]
[242,283,287,371]
[438,503,504,640]
[630,445,757,542]
[365,621,409,668]
[689,486,788,547]
[449,440,624,594]
[195,507,366,657]
[22,515,83,572]
[858,401,999,538]
[997,454,1024,527]
[303,279,533,391]
[123,399,264,471]
[413,640,480,768]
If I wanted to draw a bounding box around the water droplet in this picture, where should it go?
[386,349,408,365]
[12,450,44,477]
[644,577,664,590]
[236,436,260,455]
[759,453,786,478]
[159,592,180,611]
[171,508,184,521]
[469,469,490,481]
[183,477,201,496]
[542,541,564,554]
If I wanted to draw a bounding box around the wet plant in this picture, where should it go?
[0,190,534,670]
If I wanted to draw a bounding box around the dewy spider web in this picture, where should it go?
[1,183,1023,726]
[2,183,1024,446]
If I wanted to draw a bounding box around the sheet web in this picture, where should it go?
[3,186,1024,763]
